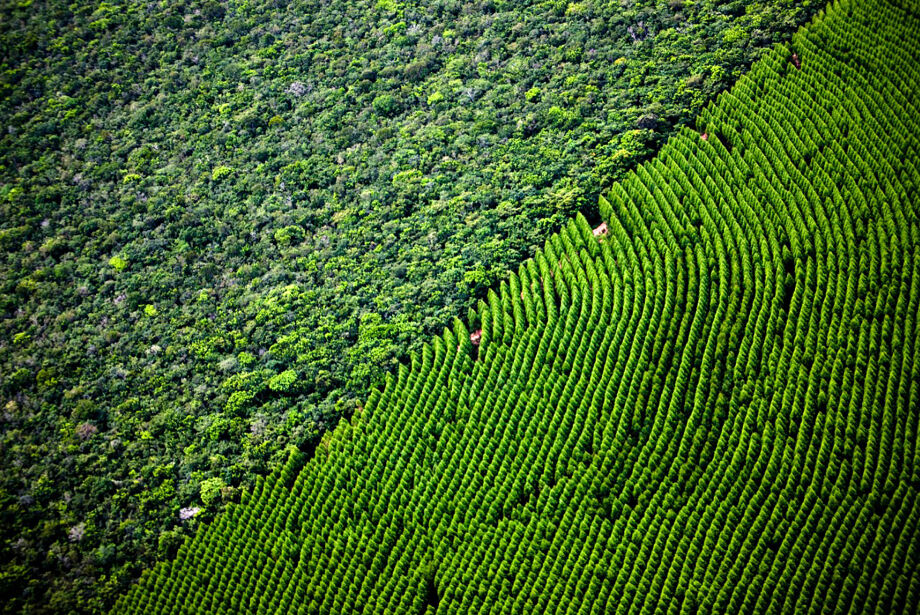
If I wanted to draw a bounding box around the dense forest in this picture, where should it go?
[0,0,822,612]
[113,0,920,611]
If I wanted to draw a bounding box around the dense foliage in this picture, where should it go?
[0,0,820,611]
[112,0,920,612]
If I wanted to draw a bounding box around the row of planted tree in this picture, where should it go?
[113,0,920,613]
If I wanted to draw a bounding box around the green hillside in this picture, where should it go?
[0,1,820,610]
[113,0,920,612]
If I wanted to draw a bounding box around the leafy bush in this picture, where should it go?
[267,369,298,393]
[198,478,226,507]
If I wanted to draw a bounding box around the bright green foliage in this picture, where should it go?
[267,370,298,393]
[113,1,920,613]
[108,255,128,271]
[198,478,226,507]
[210,166,233,182]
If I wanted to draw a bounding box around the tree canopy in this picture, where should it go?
[0,0,817,611]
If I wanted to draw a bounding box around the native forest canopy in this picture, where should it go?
[4,0,920,612]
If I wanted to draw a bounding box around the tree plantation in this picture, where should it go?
[113,0,920,612]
